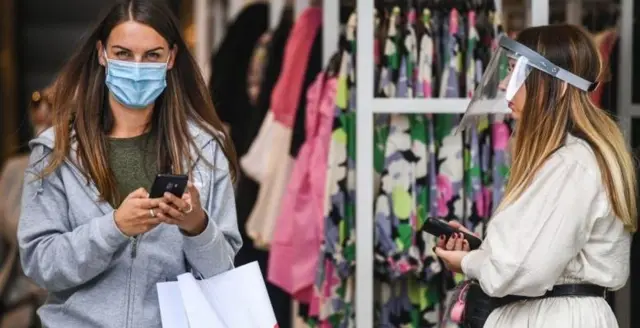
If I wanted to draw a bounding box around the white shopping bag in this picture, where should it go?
[157,282,188,327]
[158,261,278,328]
[177,273,227,328]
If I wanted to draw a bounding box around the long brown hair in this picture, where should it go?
[45,0,237,206]
[499,24,637,232]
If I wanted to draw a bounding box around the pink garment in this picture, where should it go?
[270,7,322,127]
[268,73,337,304]
[242,7,323,249]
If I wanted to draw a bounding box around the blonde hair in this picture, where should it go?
[498,24,638,232]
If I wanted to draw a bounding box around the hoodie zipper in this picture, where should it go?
[125,234,142,328]
[131,236,139,258]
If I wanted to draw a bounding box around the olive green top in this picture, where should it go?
[107,133,158,207]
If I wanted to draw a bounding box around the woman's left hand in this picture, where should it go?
[434,248,469,274]
[156,182,207,235]
[433,229,472,273]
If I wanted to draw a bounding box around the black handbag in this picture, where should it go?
[461,281,498,328]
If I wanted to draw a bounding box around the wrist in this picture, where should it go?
[112,210,130,237]
[111,210,131,238]
[182,210,207,236]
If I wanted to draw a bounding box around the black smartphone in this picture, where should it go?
[149,174,189,199]
[422,218,483,250]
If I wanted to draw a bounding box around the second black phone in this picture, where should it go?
[422,218,483,250]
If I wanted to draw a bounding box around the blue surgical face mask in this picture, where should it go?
[104,50,170,109]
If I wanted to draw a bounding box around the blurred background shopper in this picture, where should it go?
[0,87,53,328]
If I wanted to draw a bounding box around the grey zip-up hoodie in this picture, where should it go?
[17,123,242,328]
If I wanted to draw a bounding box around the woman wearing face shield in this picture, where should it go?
[435,25,635,327]
[16,1,242,327]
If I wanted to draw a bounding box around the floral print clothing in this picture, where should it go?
[306,7,509,328]
[313,25,358,326]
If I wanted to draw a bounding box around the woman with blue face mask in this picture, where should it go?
[16,1,242,327]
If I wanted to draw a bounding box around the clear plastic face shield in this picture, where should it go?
[457,35,596,133]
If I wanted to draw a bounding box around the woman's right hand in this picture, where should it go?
[114,188,161,237]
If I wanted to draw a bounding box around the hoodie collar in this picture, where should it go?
[28,120,218,212]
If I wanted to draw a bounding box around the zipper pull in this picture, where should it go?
[131,237,138,258]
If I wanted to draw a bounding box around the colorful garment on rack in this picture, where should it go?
[374,114,447,328]
[374,114,430,279]
[373,7,443,328]
[463,10,488,235]
[435,9,464,222]
[268,73,338,304]
[243,7,322,249]
[378,7,402,98]
[374,7,432,281]
[313,25,357,326]
[438,9,462,99]
[417,9,435,98]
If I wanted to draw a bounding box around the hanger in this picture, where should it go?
[422,7,432,25]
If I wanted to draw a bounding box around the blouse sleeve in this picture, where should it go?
[461,153,604,297]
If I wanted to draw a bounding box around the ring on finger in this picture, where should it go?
[183,203,193,214]
[149,208,156,218]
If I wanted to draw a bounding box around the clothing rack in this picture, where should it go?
[352,0,548,327]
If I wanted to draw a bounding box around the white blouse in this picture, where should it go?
[461,135,631,327]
